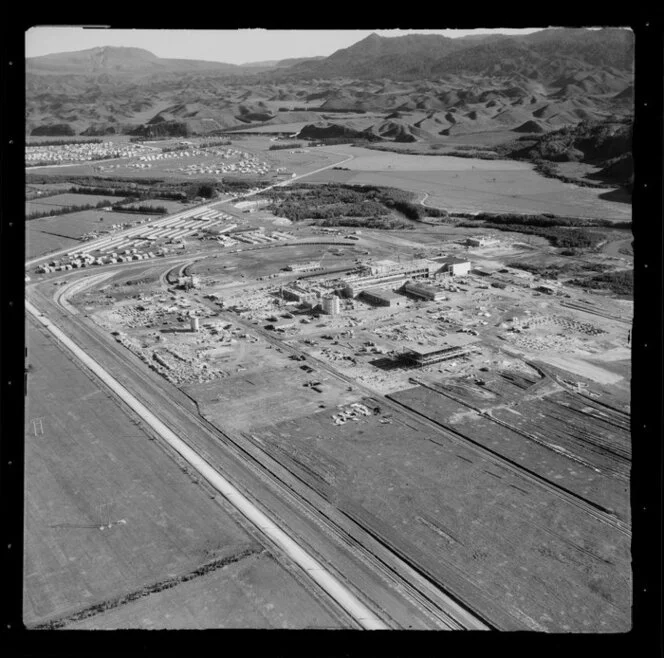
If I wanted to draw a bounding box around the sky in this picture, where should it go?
[25,28,550,64]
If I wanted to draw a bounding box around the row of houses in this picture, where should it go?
[26,141,151,165]
[38,250,160,273]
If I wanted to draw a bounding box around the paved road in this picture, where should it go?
[217,307,630,538]
[28,269,489,630]
[26,150,356,269]
[25,297,389,631]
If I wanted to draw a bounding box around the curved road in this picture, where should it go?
[26,150,356,269]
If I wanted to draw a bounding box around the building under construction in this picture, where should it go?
[436,257,471,277]
[402,344,474,367]
[360,288,404,307]
[401,281,446,302]
[342,259,438,298]
[285,261,322,273]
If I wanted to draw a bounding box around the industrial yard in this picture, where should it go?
[23,319,343,629]
[25,182,633,631]
[21,27,638,636]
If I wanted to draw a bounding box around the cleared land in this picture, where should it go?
[24,319,340,629]
[249,400,631,632]
[390,378,630,523]
[66,552,341,629]
[26,193,120,213]
[303,147,631,220]
[329,149,533,172]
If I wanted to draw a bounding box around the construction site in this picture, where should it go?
[26,201,634,634]
[25,151,633,634]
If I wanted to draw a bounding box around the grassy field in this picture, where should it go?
[306,169,631,220]
[120,198,185,213]
[237,137,350,176]
[26,182,76,197]
[25,231,81,259]
[301,147,632,220]
[26,193,120,215]
[26,210,152,259]
[23,320,254,625]
[331,148,532,172]
[230,121,312,134]
[65,552,342,629]
[24,319,342,629]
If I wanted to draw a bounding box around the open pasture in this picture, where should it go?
[23,320,257,626]
[306,167,631,220]
[120,198,186,213]
[330,148,532,172]
[238,136,350,175]
[303,147,632,220]
[65,551,342,629]
[231,121,312,134]
[26,193,120,215]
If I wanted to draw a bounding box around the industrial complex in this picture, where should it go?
[22,27,635,637]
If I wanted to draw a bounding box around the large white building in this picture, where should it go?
[402,281,446,301]
[438,257,471,277]
[342,259,438,297]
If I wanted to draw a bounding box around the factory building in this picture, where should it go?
[342,259,438,297]
[403,343,474,367]
[401,281,446,302]
[285,261,322,273]
[280,284,319,307]
[466,237,499,248]
[438,257,471,277]
[320,295,341,315]
[360,288,404,307]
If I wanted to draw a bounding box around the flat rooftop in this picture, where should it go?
[402,334,478,356]
[362,287,402,300]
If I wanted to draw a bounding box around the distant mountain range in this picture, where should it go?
[25,29,633,140]
[27,29,634,80]
[26,46,323,77]
[279,29,633,79]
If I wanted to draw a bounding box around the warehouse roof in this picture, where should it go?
[361,287,402,300]
[401,334,477,355]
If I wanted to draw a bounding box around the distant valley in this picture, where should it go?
[26,29,633,187]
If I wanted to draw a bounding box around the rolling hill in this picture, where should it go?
[26,29,633,141]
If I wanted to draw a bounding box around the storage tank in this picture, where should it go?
[321,295,340,315]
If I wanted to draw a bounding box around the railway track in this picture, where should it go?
[26,296,387,630]
[217,309,631,538]
[27,281,492,631]
[31,259,631,629]
[401,377,630,533]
